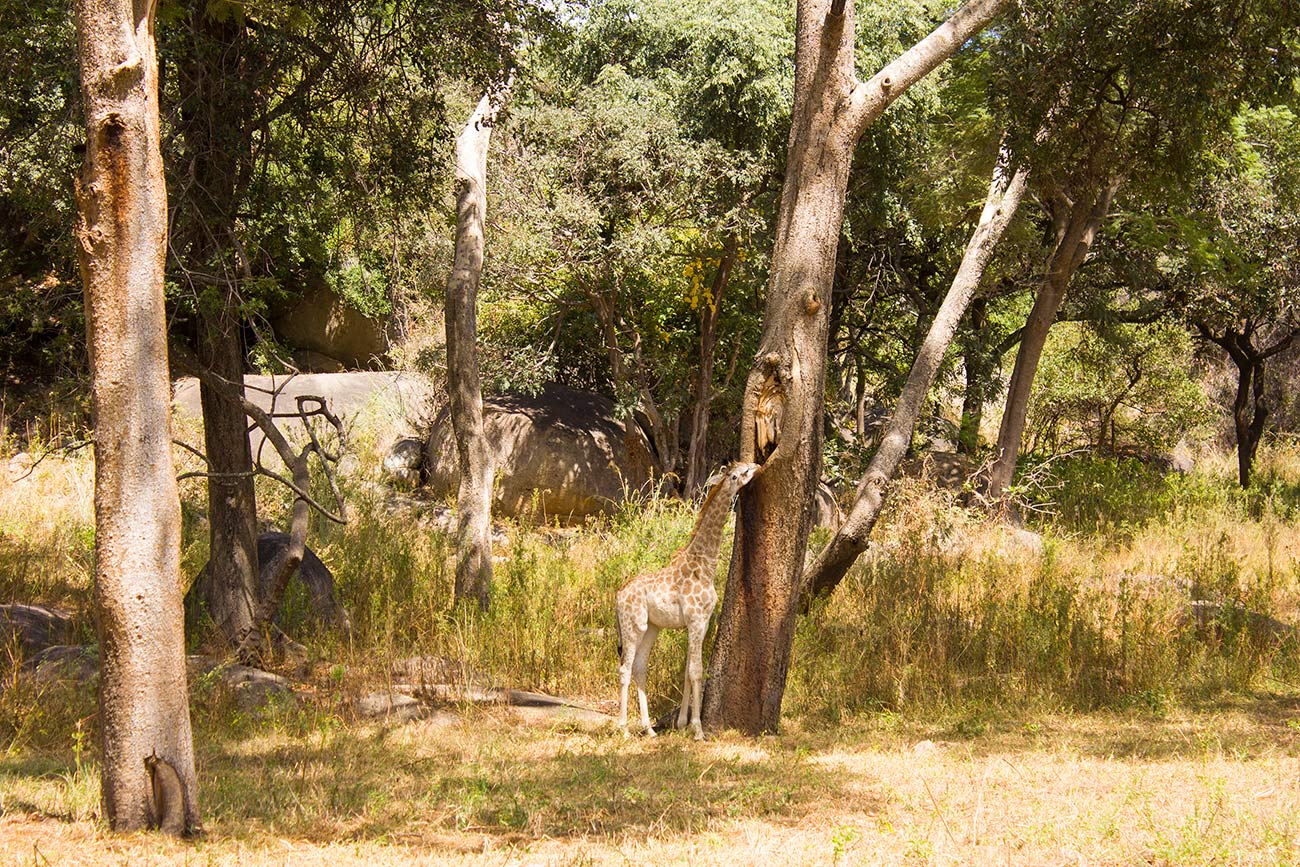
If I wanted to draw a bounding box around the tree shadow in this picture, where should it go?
[194,718,881,844]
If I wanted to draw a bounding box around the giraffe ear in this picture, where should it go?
[704,469,725,488]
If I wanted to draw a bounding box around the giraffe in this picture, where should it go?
[615,461,759,738]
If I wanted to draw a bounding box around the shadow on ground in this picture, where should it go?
[193,716,877,844]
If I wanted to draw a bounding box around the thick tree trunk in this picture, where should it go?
[73,0,199,833]
[702,0,1010,736]
[684,235,739,493]
[802,159,1028,602]
[958,296,988,455]
[986,177,1120,505]
[195,308,259,644]
[446,94,501,610]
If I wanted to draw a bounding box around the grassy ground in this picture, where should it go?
[3,423,1300,863]
[2,704,1298,865]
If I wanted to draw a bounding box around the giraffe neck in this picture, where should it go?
[677,480,734,577]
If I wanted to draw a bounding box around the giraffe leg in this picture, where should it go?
[675,661,691,730]
[617,621,639,737]
[633,625,659,736]
[686,619,708,740]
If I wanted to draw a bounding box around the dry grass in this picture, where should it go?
[4,428,1300,863]
[2,705,1299,865]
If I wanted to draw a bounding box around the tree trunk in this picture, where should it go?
[446,93,501,610]
[958,296,988,455]
[195,307,259,644]
[73,0,199,833]
[1237,360,1266,488]
[986,176,1120,505]
[802,158,1028,602]
[684,235,739,493]
[702,0,1010,736]
[177,8,260,647]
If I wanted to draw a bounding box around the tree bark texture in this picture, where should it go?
[195,307,259,645]
[986,176,1120,504]
[447,94,501,610]
[803,159,1027,602]
[684,235,739,493]
[72,0,199,833]
[702,0,1010,736]
[177,9,261,648]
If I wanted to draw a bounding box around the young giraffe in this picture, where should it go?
[615,461,759,738]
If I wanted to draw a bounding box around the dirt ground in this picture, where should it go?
[3,700,1298,866]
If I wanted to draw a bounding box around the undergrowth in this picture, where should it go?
[2,431,1299,761]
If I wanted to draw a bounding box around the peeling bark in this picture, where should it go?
[73,0,199,833]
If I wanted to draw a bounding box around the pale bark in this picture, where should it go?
[702,0,1010,736]
[986,176,1120,504]
[446,94,501,609]
[73,0,198,833]
[802,158,1028,602]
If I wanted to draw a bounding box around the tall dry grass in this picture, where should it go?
[3,425,1299,757]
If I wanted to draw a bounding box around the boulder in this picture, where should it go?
[191,532,351,634]
[0,604,73,659]
[27,644,97,685]
[273,284,392,370]
[424,384,661,522]
[814,481,843,531]
[383,437,426,488]
[173,371,434,464]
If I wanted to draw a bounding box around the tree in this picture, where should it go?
[484,0,789,483]
[1179,104,1300,486]
[700,0,1010,736]
[163,0,528,642]
[804,148,1028,602]
[446,92,504,609]
[982,0,1300,506]
[72,0,197,833]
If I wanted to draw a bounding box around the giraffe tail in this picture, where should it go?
[614,612,623,661]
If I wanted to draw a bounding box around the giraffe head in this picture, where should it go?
[706,461,759,497]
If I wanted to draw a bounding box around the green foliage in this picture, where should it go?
[1028,321,1212,457]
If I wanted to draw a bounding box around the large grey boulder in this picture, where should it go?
[425,384,661,522]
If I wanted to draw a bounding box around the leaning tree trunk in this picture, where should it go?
[802,156,1027,602]
[446,93,502,610]
[684,235,739,493]
[702,0,1010,736]
[986,176,1120,505]
[73,0,199,833]
[958,296,989,455]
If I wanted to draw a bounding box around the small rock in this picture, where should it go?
[382,437,425,488]
[912,740,940,757]
[218,664,297,711]
[513,704,612,728]
[356,691,427,722]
